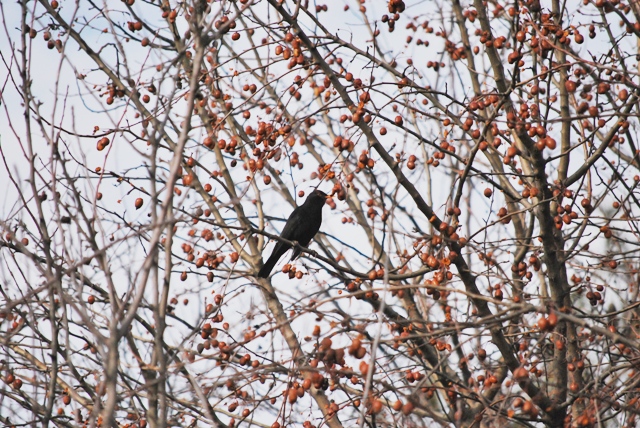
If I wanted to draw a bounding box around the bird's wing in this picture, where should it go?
[278,205,304,241]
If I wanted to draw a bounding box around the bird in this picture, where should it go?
[257,189,328,278]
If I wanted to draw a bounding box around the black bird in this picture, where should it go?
[257,189,328,278]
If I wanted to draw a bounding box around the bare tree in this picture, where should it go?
[1,0,640,427]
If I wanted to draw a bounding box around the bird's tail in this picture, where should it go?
[257,253,280,278]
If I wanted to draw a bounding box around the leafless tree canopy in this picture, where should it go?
[2,0,640,427]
